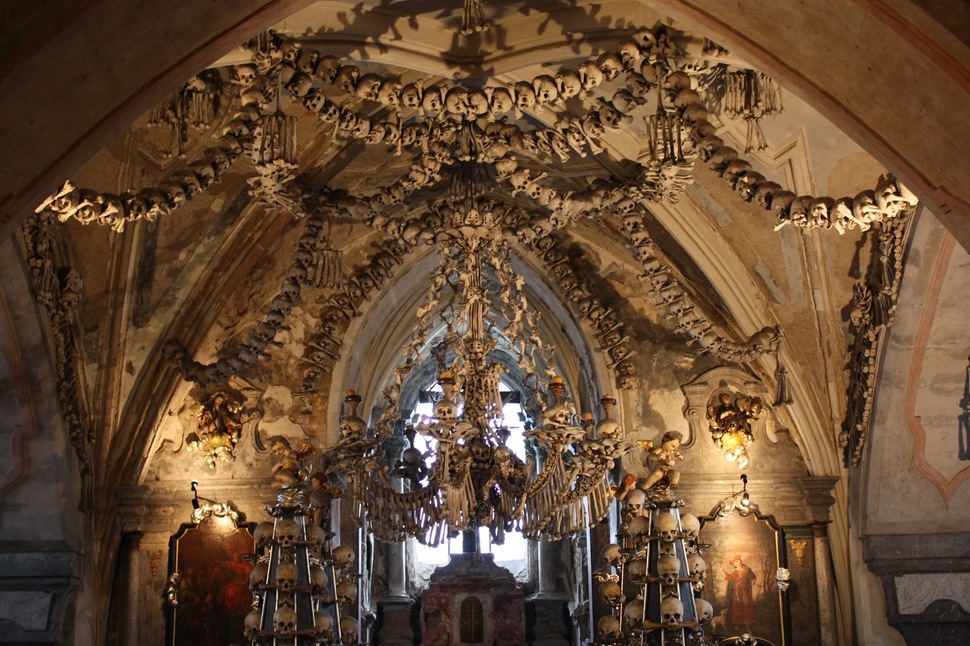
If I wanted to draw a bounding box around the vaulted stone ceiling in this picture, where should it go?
[16,2,923,639]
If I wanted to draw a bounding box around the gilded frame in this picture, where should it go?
[699,508,791,645]
[165,503,255,646]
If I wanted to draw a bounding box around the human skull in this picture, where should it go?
[695,598,714,624]
[276,562,299,592]
[626,516,650,540]
[340,617,359,641]
[533,75,559,105]
[679,513,700,541]
[681,102,708,124]
[658,554,681,586]
[487,86,514,117]
[466,88,489,118]
[597,52,624,80]
[722,159,753,188]
[422,86,445,116]
[433,396,457,422]
[616,40,641,69]
[337,108,358,133]
[654,512,678,543]
[274,606,297,634]
[244,608,262,638]
[355,73,382,101]
[310,565,329,593]
[754,181,783,209]
[687,553,707,581]
[577,60,604,95]
[513,80,536,112]
[249,562,268,590]
[286,71,314,97]
[770,190,797,220]
[708,146,739,175]
[305,524,326,550]
[660,598,684,626]
[401,82,423,108]
[789,195,814,224]
[336,580,358,604]
[332,544,355,569]
[736,171,765,201]
[445,86,468,117]
[319,98,341,123]
[600,581,622,605]
[597,100,624,130]
[601,543,623,567]
[555,69,582,100]
[254,520,275,551]
[314,55,342,83]
[626,558,647,581]
[276,519,300,548]
[313,611,334,639]
[623,599,644,628]
[810,197,836,227]
[334,65,360,94]
[597,615,621,640]
[234,64,258,87]
[296,48,319,74]
[624,489,647,517]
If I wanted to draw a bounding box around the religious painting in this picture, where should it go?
[166,511,255,646]
[699,510,790,645]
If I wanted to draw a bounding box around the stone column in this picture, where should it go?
[530,539,569,646]
[124,534,141,646]
[813,522,838,646]
[535,539,560,597]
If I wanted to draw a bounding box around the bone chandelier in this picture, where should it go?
[323,183,635,543]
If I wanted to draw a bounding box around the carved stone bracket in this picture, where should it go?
[681,366,769,449]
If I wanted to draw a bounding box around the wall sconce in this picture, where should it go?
[706,391,764,469]
[188,480,238,525]
[716,473,757,517]
[186,391,243,468]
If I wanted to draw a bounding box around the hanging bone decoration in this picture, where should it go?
[147,70,224,159]
[839,219,908,466]
[34,22,920,471]
[19,213,94,508]
[321,190,636,544]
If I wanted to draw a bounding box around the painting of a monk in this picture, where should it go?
[724,554,757,632]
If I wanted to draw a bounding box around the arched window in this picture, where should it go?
[406,380,535,589]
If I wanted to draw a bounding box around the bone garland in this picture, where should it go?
[165,210,331,385]
[300,236,414,394]
[619,210,782,366]
[20,213,95,508]
[35,107,260,231]
[692,117,918,233]
[246,25,681,120]
[522,232,640,390]
[840,219,908,467]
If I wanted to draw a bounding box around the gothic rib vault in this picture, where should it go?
[0,2,969,645]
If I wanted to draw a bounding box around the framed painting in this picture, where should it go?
[166,505,255,646]
[699,509,791,645]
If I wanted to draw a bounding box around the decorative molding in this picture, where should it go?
[906,232,970,505]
